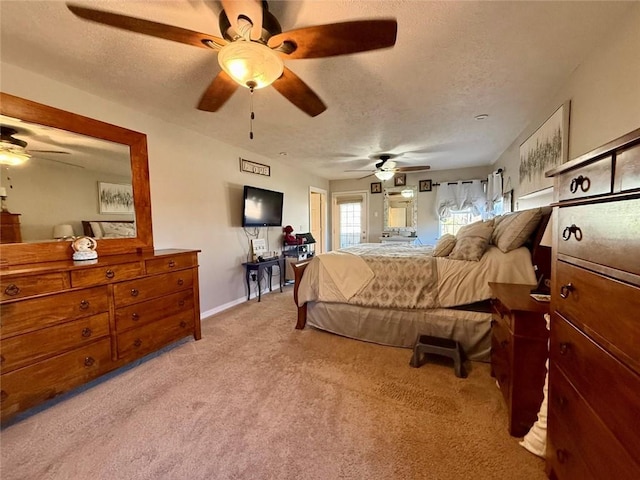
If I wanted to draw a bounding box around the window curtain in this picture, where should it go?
[486,171,503,213]
[435,180,488,218]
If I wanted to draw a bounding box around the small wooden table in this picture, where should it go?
[242,257,285,302]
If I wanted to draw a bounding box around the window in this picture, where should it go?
[339,201,362,248]
[439,209,482,236]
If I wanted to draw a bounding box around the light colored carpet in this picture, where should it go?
[1,288,546,479]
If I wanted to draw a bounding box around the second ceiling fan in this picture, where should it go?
[67,1,398,117]
[347,154,431,180]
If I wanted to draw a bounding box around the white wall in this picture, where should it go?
[1,63,329,316]
[493,3,640,209]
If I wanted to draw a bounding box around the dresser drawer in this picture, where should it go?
[0,313,109,374]
[115,290,194,332]
[557,155,612,201]
[550,313,640,454]
[0,338,112,420]
[1,271,69,301]
[614,142,640,193]
[70,261,143,288]
[548,364,640,480]
[557,199,640,275]
[113,270,193,307]
[0,286,109,338]
[556,261,640,371]
[116,311,194,361]
[145,252,197,275]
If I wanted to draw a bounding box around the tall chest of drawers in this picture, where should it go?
[0,249,201,422]
[545,129,640,479]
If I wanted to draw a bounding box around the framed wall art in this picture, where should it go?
[370,182,382,194]
[98,182,134,214]
[519,100,570,196]
[419,179,432,192]
[240,157,270,176]
[393,173,406,187]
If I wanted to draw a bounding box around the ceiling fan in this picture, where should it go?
[0,126,72,166]
[346,154,431,180]
[66,1,398,117]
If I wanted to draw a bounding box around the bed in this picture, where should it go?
[292,207,551,361]
[82,220,136,239]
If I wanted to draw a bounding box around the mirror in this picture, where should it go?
[383,185,417,233]
[0,93,153,266]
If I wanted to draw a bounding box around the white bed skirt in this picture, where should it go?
[306,302,492,362]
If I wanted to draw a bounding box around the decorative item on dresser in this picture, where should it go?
[545,127,640,479]
[0,93,202,423]
[489,282,549,437]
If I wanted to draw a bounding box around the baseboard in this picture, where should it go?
[200,285,289,320]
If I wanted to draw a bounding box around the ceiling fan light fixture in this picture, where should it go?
[0,145,30,166]
[375,170,394,181]
[218,41,284,89]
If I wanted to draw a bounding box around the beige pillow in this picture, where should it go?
[491,208,542,253]
[433,234,456,257]
[448,220,494,261]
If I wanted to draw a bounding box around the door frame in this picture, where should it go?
[331,190,369,250]
[309,186,328,254]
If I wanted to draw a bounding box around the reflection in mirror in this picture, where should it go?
[0,115,132,242]
[383,185,418,233]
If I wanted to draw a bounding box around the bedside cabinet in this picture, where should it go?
[489,282,549,437]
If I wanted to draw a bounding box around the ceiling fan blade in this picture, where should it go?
[197,71,239,112]
[66,4,226,49]
[394,166,431,173]
[29,150,70,155]
[358,172,375,180]
[220,0,263,41]
[271,67,327,117]
[268,19,397,59]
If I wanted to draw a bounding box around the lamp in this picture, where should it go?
[375,170,394,181]
[217,41,284,89]
[53,224,75,240]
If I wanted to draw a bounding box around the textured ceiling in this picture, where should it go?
[0,1,634,179]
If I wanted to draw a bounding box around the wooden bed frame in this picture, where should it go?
[292,207,552,330]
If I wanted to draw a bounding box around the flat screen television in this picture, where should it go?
[242,185,284,227]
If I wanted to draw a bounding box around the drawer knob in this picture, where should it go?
[179,321,187,328]
[84,356,95,367]
[561,224,583,241]
[560,283,574,299]
[105,269,115,279]
[0,390,7,402]
[4,284,20,296]
[81,327,92,338]
[557,395,567,409]
[79,300,90,310]
[134,338,142,348]
[500,340,509,349]
[177,278,184,286]
[556,449,568,464]
[168,260,176,268]
[178,300,185,307]
[131,312,140,321]
[559,342,570,356]
[569,175,591,194]
[130,288,139,297]
[0,355,5,364]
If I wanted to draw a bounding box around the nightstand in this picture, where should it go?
[489,282,549,437]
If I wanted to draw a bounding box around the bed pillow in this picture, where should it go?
[448,220,494,261]
[433,234,456,257]
[491,208,542,253]
[89,221,103,239]
[100,221,136,238]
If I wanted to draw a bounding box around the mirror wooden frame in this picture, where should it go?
[0,93,153,267]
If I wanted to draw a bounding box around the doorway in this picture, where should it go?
[309,187,327,254]
[331,191,368,249]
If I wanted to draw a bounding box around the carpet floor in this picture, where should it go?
[1,288,546,479]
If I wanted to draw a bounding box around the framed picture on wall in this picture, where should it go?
[98,182,134,214]
[394,174,406,186]
[419,179,432,192]
[370,182,382,194]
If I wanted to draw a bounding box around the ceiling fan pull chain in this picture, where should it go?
[249,83,256,140]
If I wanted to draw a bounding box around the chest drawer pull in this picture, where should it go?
[4,284,20,296]
[559,342,570,356]
[79,300,90,310]
[130,288,139,297]
[131,313,139,321]
[569,175,591,194]
[180,321,187,328]
[81,328,92,338]
[133,339,142,348]
[84,356,95,367]
[500,340,509,349]
[562,224,583,241]
[560,283,574,298]
[105,269,115,279]
[556,449,568,464]
[178,300,185,307]
[177,278,184,286]
[168,260,176,268]
[0,390,7,402]
[0,355,4,364]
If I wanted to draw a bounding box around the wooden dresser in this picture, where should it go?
[545,128,640,479]
[489,282,549,437]
[0,212,22,244]
[0,249,201,422]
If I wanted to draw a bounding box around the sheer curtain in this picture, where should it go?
[435,180,488,218]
